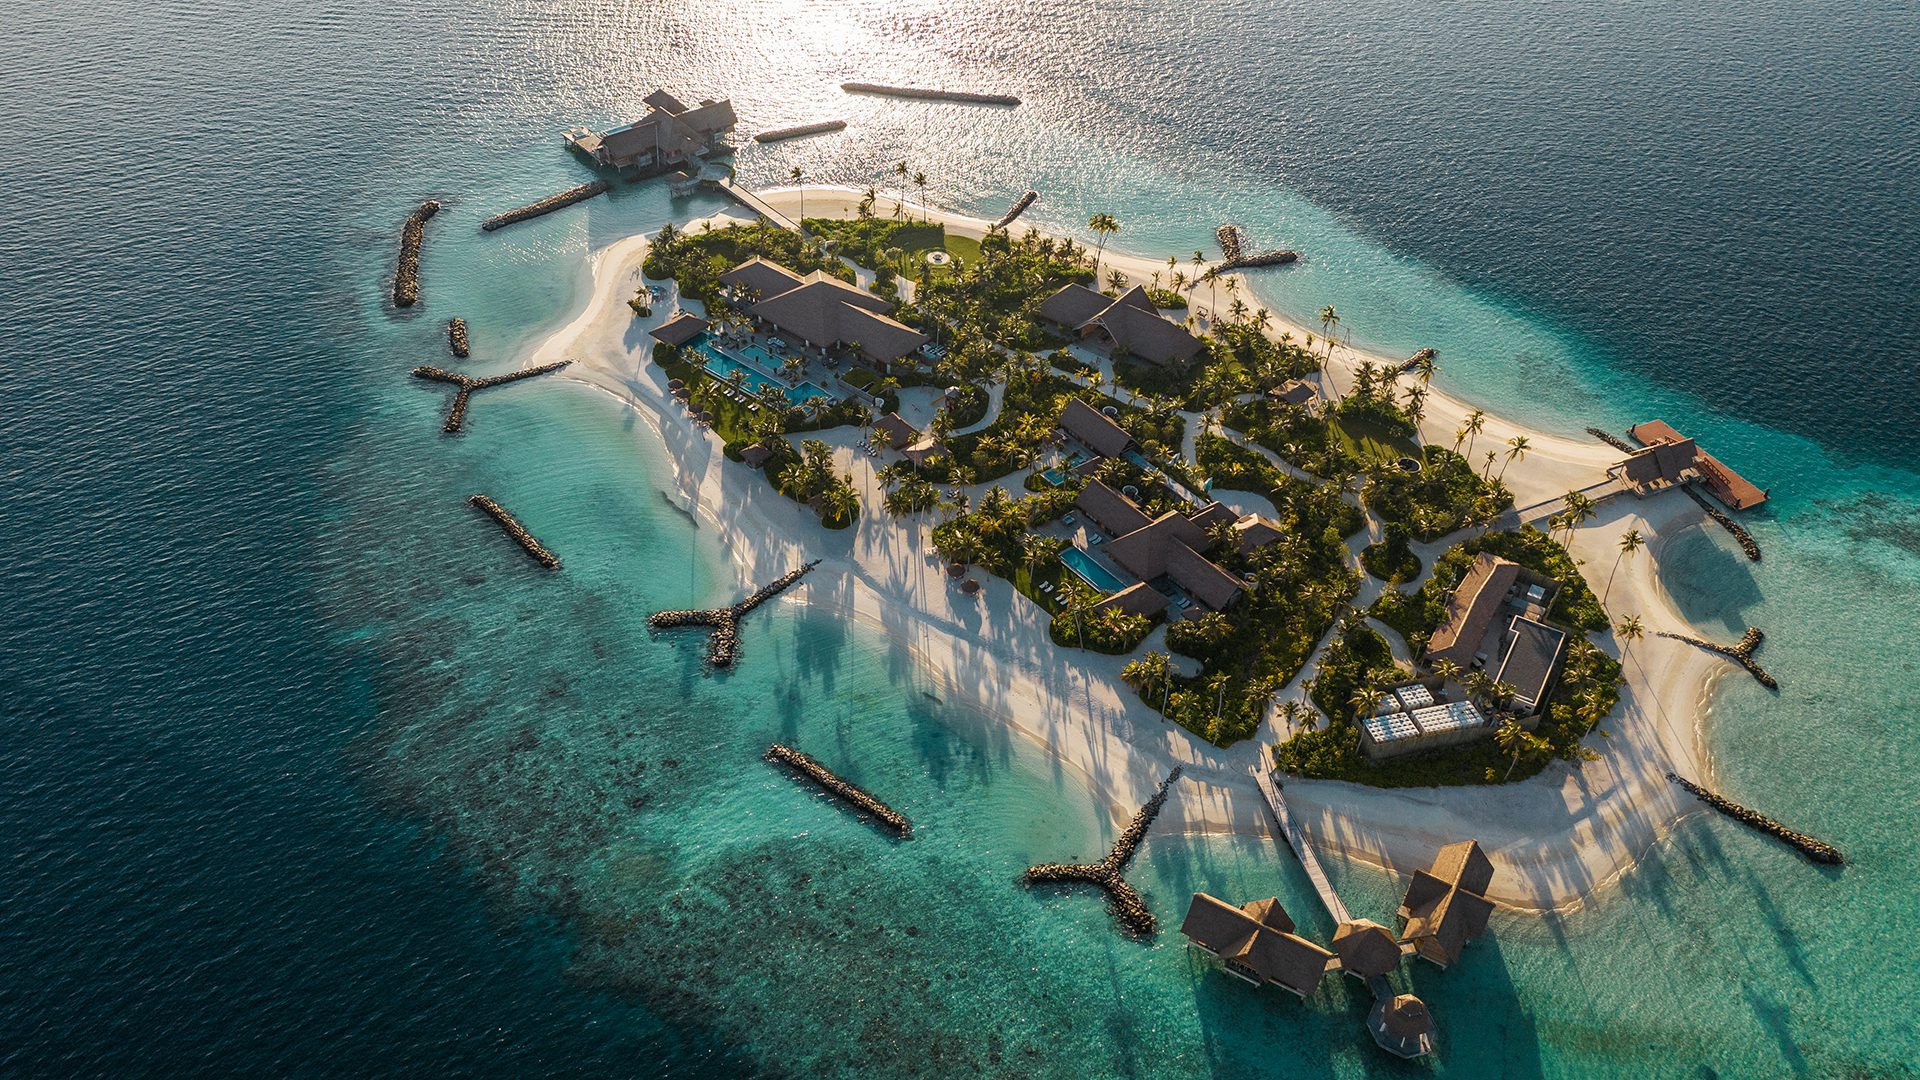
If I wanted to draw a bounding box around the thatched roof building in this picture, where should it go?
[1058,397,1135,458]
[564,90,736,177]
[649,312,710,347]
[1039,284,1204,367]
[1331,918,1404,979]
[1397,839,1496,968]
[1179,893,1333,999]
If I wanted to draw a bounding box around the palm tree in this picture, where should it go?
[1604,529,1645,604]
[818,480,859,525]
[1412,351,1437,385]
[1432,657,1463,685]
[1170,270,1188,294]
[1087,213,1119,283]
[1495,719,1548,781]
[866,426,894,455]
[789,166,805,225]
[1122,650,1175,712]
[1190,251,1206,294]
[913,171,929,222]
[1615,614,1645,667]
[1457,409,1485,460]
[1498,435,1530,482]
[1348,683,1383,719]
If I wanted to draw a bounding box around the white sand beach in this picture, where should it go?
[532,185,1734,913]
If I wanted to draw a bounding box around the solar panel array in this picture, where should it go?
[1393,684,1436,710]
[1412,701,1487,734]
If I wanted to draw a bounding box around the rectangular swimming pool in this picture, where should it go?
[1060,546,1128,593]
[691,335,834,405]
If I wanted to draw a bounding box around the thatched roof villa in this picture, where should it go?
[719,257,927,368]
[1397,839,1496,969]
[1178,893,1334,999]
[1039,284,1204,367]
[564,90,737,178]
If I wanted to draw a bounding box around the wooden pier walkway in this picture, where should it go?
[1252,767,1349,925]
[1504,475,1630,528]
[714,176,800,232]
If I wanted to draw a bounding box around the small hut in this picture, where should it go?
[1368,994,1436,1058]
[1331,919,1403,980]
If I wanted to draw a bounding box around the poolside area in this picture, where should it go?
[690,334,835,405]
[1060,545,1128,593]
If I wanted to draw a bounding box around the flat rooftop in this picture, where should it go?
[1629,420,1768,510]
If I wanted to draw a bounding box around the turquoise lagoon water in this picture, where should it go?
[4,0,1918,1076]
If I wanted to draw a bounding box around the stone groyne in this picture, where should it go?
[1669,773,1842,865]
[468,494,560,569]
[754,120,847,143]
[411,360,572,434]
[393,200,441,308]
[1396,347,1437,375]
[647,560,821,667]
[1656,626,1778,689]
[993,190,1039,229]
[765,744,911,835]
[840,82,1020,107]
[1683,485,1762,562]
[480,180,610,232]
[1210,224,1298,274]
[447,317,470,359]
[1587,426,1637,454]
[1022,766,1182,936]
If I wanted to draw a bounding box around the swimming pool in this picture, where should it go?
[691,335,834,405]
[1060,546,1128,593]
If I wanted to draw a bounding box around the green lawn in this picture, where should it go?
[1331,414,1421,465]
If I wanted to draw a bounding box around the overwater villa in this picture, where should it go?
[564,90,737,179]
[1072,479,1245,614]
[718,257,928,369]
[1396,840,1496,969]
[1616,419,1769,510]
[1178,894,1335,998]
[1039,284,1205,367]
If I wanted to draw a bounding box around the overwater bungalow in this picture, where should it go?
[718,257,927,370]
[1331,918,1405,980]
[1179,893,1335,999]
[1396,840,1496,969]
[1618,419,1768,510]
[1039,284,1204,367]
[1370,994,1437,1058]
[564,90,737,179]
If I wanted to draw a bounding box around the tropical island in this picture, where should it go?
[527,166,1760,915]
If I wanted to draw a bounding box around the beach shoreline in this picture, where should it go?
[532,185,1731,913]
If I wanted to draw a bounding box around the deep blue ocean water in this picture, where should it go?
[4,0,1917,1075]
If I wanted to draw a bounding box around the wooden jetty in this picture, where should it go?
[1629,419,1768,510]
[647,560,821,667]
[446,317,470,358]
[765,744,910,834]
[840,82,1020,107]
[480,180,610,232]
[1022,766,1182,936]
[1210,223,1298,275]
[468,494,560,569]
[1252,766,1350,923]
[411,360,572,434]
[993,190,1038,229]
[713,175,800,232]
[392,200,440,308]
[1657,626,1778,689]
[1669,773,1841,865]
[754,120,847,143]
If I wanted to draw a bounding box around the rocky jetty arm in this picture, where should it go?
[766,744,911,834]
[993,190,1038,229]
[1022,766,1182,936]
[1209,223,1297,274]
[480,180,610,232]
[392,200,441,308]
[1669,773,1842,865]
[840,82,1020,107]
[648,561,821,667]
[411,360,572,434]
[1657,627,1777,689]
[447,317,470,358]
[468,494,560,569]
[754,121,847,143]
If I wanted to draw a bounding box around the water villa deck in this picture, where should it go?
[1629,420,1769,510]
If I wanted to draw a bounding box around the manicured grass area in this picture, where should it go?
[1331,413,1421,465]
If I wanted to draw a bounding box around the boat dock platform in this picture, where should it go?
[1630,420,1768,510]
[1252,766,1349,924]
